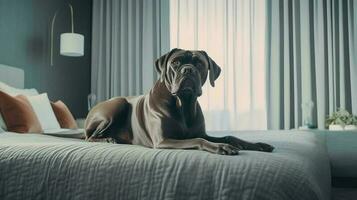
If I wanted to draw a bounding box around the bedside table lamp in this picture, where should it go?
[50,4,84,66]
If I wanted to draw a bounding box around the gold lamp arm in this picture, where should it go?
[50,4,75,66]
[69,4,74,33]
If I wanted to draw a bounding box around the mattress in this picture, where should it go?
[0,130,330,200]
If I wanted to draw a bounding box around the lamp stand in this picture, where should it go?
[50,4,84,66]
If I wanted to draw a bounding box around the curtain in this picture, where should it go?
[91,0,170,102]
[266,0,357,129]
[170,0,267,131]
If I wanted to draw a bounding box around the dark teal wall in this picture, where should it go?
[0,0,92,118]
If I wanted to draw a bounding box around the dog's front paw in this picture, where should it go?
[225,136,274,152]
[254,142,274,152]
[215,143,240,155]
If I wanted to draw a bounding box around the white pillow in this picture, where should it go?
[26,93,61,130]
[0,81,39,96]
[0,115,6,131]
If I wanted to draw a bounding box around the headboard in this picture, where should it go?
[0,64,25,89]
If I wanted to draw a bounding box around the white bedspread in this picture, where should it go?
[0,130,330,200]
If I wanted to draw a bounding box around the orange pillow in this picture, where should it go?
[51,101,78,129]
[0,91,43,133]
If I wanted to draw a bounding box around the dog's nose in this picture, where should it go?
[181,67,193,74]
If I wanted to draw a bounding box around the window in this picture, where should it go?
[170,0,267,131]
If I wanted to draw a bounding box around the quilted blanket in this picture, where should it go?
[0,130,330,200]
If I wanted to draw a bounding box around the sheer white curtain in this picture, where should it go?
[170,0,267,131]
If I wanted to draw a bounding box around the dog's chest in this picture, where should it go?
[128,94,204,144]
[160,115,204,140]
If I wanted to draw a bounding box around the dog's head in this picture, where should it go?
[155,48,221,98]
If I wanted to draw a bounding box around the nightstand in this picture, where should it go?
[309,130,357,187]
[300,129,357,188]
[323,131,357,177]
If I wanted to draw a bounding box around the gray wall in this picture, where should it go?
[0,0,92,118]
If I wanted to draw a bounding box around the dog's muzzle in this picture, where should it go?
[181,65,195,75]
[171,65,202,97]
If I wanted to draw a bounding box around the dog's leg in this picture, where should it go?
[85,119,113,140]
[155,139,239,155]
[203,136,274,152]
[87,137,116,143]
[85,98,131,143]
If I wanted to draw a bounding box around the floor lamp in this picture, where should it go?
[50,4,84,66]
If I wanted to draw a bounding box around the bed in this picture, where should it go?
[0,64,331,200]
[0,131,330,200]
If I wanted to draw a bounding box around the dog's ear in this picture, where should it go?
[201,51,221,87]
[155,48,181,82]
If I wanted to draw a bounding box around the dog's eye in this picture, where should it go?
[195,62,204,68]
[172,61,180,66]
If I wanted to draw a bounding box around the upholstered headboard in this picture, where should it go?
[0,64,25,89]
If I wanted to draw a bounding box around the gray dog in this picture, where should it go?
[85,48,274,155]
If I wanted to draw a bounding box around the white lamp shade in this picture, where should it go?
[60,33,84,57]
